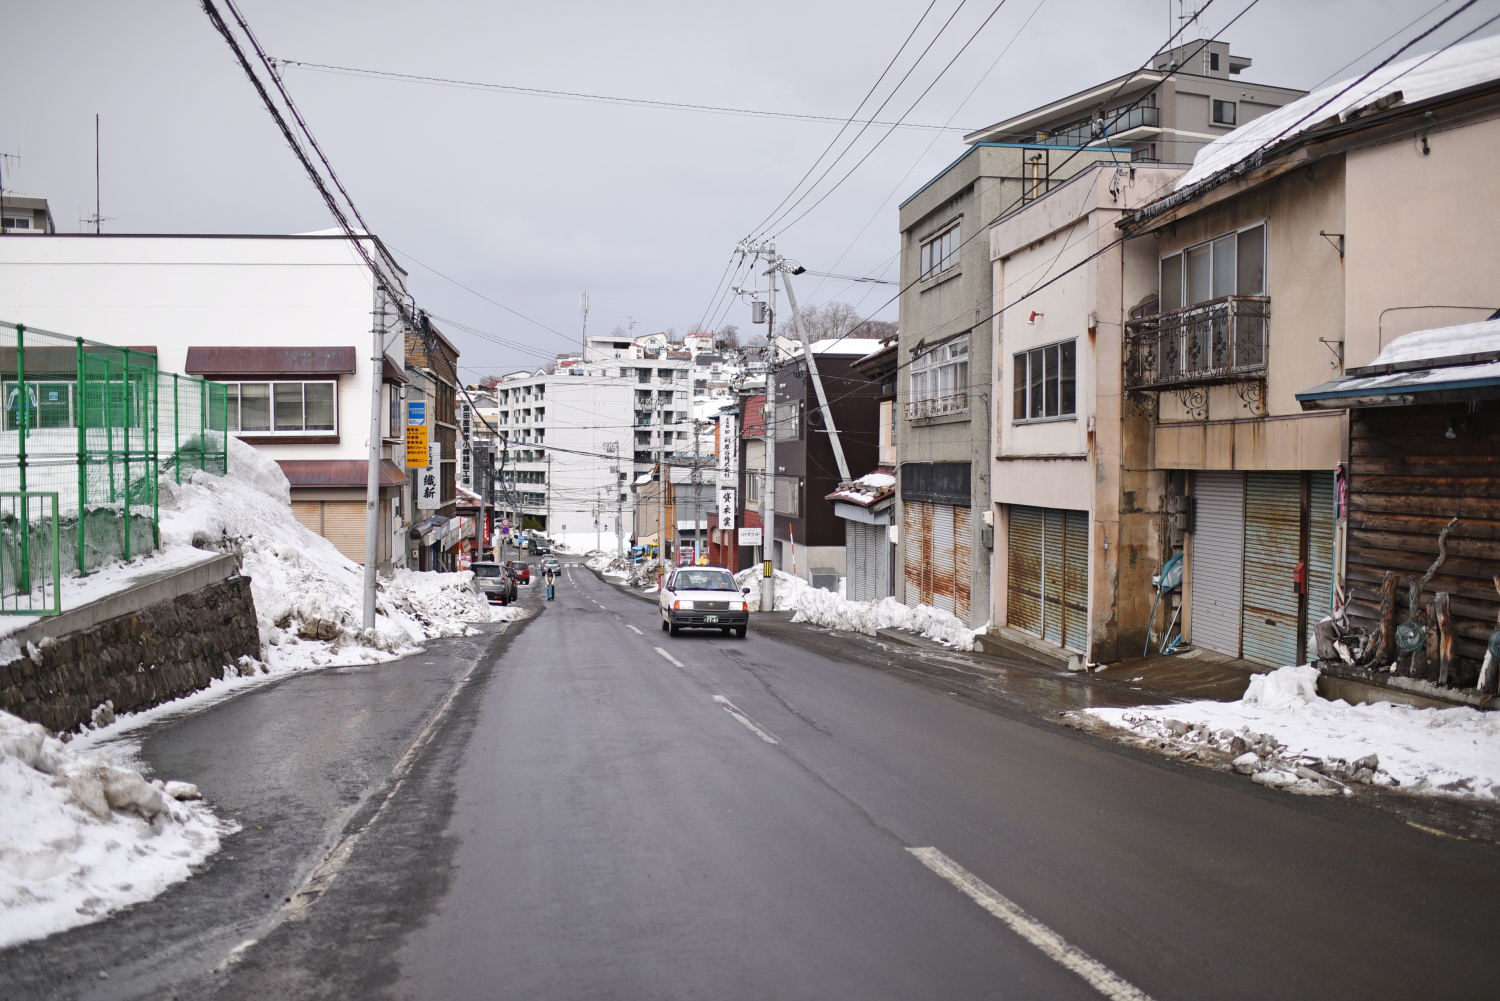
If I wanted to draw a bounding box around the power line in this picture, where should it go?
[388,246,577,344]
[271,58,979,132]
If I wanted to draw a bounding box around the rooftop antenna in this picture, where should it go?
[580,290,590,359]
[83,115,113,234]
[0,150,17,230]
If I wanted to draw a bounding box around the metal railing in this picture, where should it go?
[1123,296,1270,391]
[0,321,228,599]
[0,492,60,614]
[905,392,969,420]
[1040,106,1160,147]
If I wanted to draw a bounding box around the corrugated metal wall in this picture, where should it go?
[1241,472,1302,667]
[1008,505,1087,651]
[846,520,887,601]
[904,500,933,608]
[1008,505,1044,635]
[1307,473,1335,624]
[904,501,970,619]
[1190,472,1244,657]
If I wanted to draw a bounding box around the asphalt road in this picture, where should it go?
[5,566,1500,1000]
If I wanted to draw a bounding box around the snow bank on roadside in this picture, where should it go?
[156,437,515,674]
[0,709,230,948]
[587,552,630,578]
[552,532,622,554]
[1085,665,1500,799]
[790,586,983,651]
[734,567,809,611]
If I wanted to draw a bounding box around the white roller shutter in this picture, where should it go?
[845,521,874,601]
[1190,472,1244,657]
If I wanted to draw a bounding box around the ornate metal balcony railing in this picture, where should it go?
[1123,295,1269,391]
[904,391,969,421]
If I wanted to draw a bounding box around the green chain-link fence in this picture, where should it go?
[0,320,228,613]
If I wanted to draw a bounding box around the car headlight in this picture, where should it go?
[730,601,746,611]
[674,600,694,610]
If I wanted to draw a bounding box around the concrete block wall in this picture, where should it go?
[0,575,261,734]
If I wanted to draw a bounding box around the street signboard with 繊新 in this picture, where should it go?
[418,442,441,511]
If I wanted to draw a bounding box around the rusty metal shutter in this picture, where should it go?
[1063,510,1089,652]
[292,501,323,536]
[952,504,972,622]
[1008,505,1044,635]
[323,501,368,565]
[1042,510,1066,646]
[1191,471,1244,657]
[929,505,958,615]
[1241,472,1301,667]
[1306,472,1334,625]
[904,501,933,607]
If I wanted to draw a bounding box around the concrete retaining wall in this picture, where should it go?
[0,557,261,733]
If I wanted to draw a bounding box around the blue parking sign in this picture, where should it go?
[407,400,426,425]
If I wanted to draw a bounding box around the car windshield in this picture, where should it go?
[674,570,737,592]
[472,565,501,577]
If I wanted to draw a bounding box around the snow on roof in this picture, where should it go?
[825,468,897,507]
[810,338,885,356]
[1177,34,1500,191]
[1363,319,1500,372]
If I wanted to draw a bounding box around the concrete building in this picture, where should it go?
[898,36,1304,629]
[0,232,412,573]
[987,161,1186,663]
[1,195,56,234]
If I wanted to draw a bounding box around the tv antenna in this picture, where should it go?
[83,114,114,233]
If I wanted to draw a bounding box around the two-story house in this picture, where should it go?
[1117,33,1500,669]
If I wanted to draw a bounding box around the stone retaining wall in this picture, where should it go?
[0,575,261,734]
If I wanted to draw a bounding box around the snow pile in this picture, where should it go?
[1085,665,1500,799]
[734,567,809,611]
[791,587,983,651]
[552,532,623,554]
[156,437,515,673]
[587,552,630,578]
[0,709,230,947]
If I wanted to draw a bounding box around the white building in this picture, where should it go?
[0,233,411,571]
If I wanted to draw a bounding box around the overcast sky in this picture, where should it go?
[5,0,1495,379]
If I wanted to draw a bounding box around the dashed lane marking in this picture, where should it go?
[654,646,684,668]
[626,624,644,635]
[908,847,1155,1001]
[712,695,779,745]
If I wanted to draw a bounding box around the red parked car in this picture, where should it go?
[505,560,531,586]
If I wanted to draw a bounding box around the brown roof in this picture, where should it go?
[382,354,408,384]
[185,346,356,378]
[277,459,406,489]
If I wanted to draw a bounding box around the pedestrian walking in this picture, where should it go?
[545,564,556,601]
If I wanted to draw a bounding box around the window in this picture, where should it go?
[1213,100,1236,125]
[223,381,336,435]
[746,474,760,502]
[907,336,969,418]
[1158,223,1265,311]
[919,222,960,281]
[1012,340,1076,422]
[1210,52,1220,72]
[775,402,802,440]
[388,385,399,438]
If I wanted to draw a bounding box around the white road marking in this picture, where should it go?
[712,695,779,745]
[655,646,684,668]
[907,847,1155,1001]
[626,624,644,635]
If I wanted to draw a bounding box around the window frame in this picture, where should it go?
[221,379,339,437]
[1157,219,1268,313]
[1212,99,1236,126]
[907,335,970,418]
[918,220,961,282]
[1011,338,1078,424]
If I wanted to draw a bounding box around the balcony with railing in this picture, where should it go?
[1040,105,1159,147]
[1123,296,1269,392]
[904,391,969,421]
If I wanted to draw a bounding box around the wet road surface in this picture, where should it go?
[5,566,1500,999]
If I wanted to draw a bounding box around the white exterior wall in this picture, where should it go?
[0,235,397,467]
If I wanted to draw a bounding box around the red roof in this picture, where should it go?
[277,459,406,489]
[186,346,357,378]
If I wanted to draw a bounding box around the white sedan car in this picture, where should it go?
[660,566,752,638]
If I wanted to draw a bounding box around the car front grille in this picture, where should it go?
[696,601,730,611]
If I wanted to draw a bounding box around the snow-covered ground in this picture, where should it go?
[0,709,228,948]
[731,567,985,651]
[0,436,524,948]
[1083,665,1500,800]
[552,532,623,555]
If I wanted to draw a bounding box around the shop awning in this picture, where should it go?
[277,459,406,489]
[186,346,358,378]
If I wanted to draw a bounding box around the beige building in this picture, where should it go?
[1113,34,1500,667]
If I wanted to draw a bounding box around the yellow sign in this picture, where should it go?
[405,424,429,468]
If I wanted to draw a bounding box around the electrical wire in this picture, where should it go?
[271,57,978,132]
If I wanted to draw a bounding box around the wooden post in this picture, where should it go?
[1376,571,1398,666]
[1435,592,1453,687]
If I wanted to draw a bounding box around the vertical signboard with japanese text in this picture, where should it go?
[459,400,473,492]
[418,442,442,510]
[717,413,738,531]
[405,399,428,469]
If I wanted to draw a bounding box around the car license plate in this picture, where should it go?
[703,614,719,623]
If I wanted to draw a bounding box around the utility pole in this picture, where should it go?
[361,296,388,633]
[616,487,624,560]
[595,485,601,553]
[692,419,702,565]
[546,452,553,541]
[736,240,779,612]
[580,290,590,362]
[656,397,666,576]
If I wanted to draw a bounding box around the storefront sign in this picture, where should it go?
[405,423,428,468]
[459,401,473,491]
[737,526,761,547]
[717,486,736,531]
[417,442,441,511]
